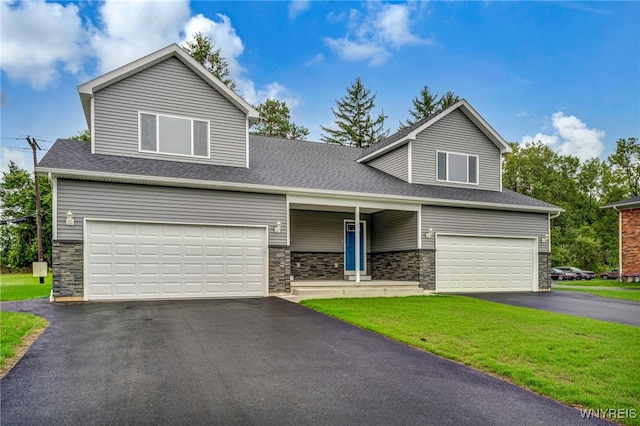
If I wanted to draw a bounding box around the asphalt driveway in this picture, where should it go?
[1,298,610,425]
[468,291,640,326]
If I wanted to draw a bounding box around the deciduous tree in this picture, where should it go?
[0,161,52,269]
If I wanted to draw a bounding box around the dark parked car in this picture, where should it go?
[555,266,595,280]
[550,268,578,281]
[601,269,619,280]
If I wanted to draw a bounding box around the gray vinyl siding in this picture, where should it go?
[421,205,549,251]
[56,179,286,245]
[93,57,247,167]
[371,210,417,252]
[367,144,409,181]
[411,109,501,191]
[290,210,371,253]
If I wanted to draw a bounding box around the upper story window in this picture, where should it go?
[139,112,209,158]
[437,151,478,184]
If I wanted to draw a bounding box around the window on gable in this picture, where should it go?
[139,112,209,158]
[436,151,478,184]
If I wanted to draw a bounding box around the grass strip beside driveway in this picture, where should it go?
[302,295,640,424]
[0,311,48,376]
[0,273,52,301]
[560,279,640,289]
[555,287,640,302]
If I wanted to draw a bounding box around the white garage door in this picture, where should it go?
[436,235,536,293]
[85,220,267,301]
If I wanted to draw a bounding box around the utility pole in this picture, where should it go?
[27,137,45,284]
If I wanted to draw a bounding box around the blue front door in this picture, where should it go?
[345,222,365,272]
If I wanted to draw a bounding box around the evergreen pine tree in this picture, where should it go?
[320,77,388,148]
[183,32,237,90]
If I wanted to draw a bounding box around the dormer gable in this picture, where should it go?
[360,100,511,191]
[79,44,258,168]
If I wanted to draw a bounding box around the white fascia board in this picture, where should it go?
[38,167,563,214]
[603,201,640,210]
[77,44,259,128]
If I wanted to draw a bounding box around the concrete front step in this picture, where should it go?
[291,286,426,298]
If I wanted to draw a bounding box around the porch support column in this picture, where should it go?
[355,206,361,284]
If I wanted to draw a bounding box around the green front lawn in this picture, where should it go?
[0,311,48,374]
[302,296,640,424]
[555,287,640,302]
[0,273,52,301]
[559,278,640,289]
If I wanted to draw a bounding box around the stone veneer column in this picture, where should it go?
[52,240,84,298]
[418,249,436,290]
[269,246,291,293]
[538,252,551,291]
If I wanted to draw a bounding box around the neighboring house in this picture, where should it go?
[603,195,640,279]
[37,44,562,302]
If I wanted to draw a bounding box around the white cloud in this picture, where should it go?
[89,0,191,74]
[237,80,300,109]
[183,13,245,77]
[325,2,431,66]
[0,0,87,89]
[521,112,606,160]
[324,37,391,66]
[288,0,310,20]
[304,53,325,67]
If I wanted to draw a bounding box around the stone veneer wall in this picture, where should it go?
[370,250,419,281]
[268,246,291,293]
[538,252,551,290]
[52,240,84,298]
[291,252,348,280]
[622,208,640,276]
[418,249,436,290]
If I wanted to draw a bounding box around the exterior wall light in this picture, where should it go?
[66,210,75,226]
[274,221,282,233]
[425,228,434,238]
[541,234,549,243]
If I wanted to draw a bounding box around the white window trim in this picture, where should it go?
[436,150,479,185]
[138,111,211,159]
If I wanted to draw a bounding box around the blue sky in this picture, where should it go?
[1,0,639,174]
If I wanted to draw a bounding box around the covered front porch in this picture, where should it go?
[286,195,432,293]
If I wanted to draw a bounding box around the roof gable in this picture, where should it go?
[78,44,258,128]
[358,99,511,163]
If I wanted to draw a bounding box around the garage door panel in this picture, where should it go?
[86,221,267,300]
[437,235,535,293]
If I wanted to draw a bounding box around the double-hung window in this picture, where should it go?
[437,151,478,184]
[140,112,209,158]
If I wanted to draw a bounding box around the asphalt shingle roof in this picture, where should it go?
[37,137,560,211]
[603,195,640,208]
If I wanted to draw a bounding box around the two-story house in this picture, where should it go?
[37,44,562,302]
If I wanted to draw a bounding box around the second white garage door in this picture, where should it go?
[436,235,537,293]
[85,220,267,300]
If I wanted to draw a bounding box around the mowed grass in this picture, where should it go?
[0,273,52,301]
[302,296,640,423]
[560,278,640,289]
[555,287,640,302]
[0,311,48,372]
